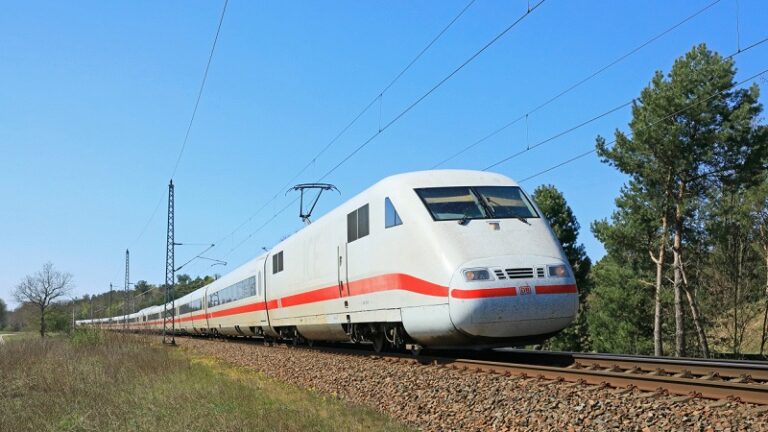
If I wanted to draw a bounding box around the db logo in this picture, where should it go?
[519,285,532,295]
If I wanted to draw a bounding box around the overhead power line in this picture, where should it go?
[224,197,299,260]
[126,0,229,249]
[171,0,229,179]
[205,0,478,258]
[277,0,477,192]
[217,1,548,262]
[481,100,633,171]
[516,66,768,183]
[317,0,547,182]
[105,1,229,294]
[432,0,724,169]
[480,35,768,172]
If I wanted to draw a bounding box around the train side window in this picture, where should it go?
[272,251,284,274]
[357,204,369,238]
[347,204,369,242]
[347,211,357,242]
[384,197,402,228]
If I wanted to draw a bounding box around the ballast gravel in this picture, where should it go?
[174,337,768,432]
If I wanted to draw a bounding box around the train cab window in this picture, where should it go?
[474,186,538,218]
[272,251,284,274]
[347,204,369,242]
[415,187,486,221]
[384,197,402,228]
[415,186,539,221]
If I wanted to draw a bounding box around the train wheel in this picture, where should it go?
[372,332,386,353]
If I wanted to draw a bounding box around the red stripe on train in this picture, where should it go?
[451,287,518,299]
[347,273,448,297]
[535,284,577,294]
[280,286,339,308]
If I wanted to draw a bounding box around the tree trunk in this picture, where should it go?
[682,284,710,358]
[733,234,745,355]
[761,249,768,356]
[39,304,46,338]
[652,213,669,357]
[672,180,709,358]
[760,224,768,356]
[653,172,673,357]
[673,181,686,357]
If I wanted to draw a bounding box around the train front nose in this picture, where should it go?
[448,256,579,340]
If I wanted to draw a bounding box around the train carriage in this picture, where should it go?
[203,259,267,336]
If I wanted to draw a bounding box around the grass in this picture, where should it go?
[0,330,412,432]
[709,301,768,356]
[0,331,38,343]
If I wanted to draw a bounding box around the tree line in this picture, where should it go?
[4,265,216,335]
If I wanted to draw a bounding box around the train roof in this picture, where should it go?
[371,169,519,189]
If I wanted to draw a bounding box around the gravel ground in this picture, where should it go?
[175,337,768,432]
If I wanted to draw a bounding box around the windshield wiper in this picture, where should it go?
[514,215,530,225]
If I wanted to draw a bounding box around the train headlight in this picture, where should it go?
[463,268,492,281]
[547,264,569,278]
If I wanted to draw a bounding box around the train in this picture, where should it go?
[78,170,579,352]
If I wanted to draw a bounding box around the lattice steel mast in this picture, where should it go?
[162,180,176,345]
[123,249,129,330]
[108,283,113,319]
[125,249,130,320]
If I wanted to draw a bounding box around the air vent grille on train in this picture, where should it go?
[505,268,534,279]
[536,267,545,278]
[494,269,506,279]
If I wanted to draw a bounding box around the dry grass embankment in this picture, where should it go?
[0,330,411,432]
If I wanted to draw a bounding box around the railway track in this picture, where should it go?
[290,342,768,406]
[170,334,768,406]
[425,351,768,406]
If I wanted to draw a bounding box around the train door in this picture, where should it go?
[337,244,349,297]
[203,286,211,332]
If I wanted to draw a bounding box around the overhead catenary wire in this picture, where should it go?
[432,0,724,169]
[483,37,768,175]
[121,0,229,251]
[216,1,548,262]
[224,197,300,259]
[101,1,229,301]
[317,0,547,182]
[515,66,768,184]
[204,0,478,257]
[481,100,633,171]
[170,0,229,179]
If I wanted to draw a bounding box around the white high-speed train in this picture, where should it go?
[79,170,578,351]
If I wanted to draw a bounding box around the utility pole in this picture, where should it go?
[125,249,130,323]
[162,180,176,345]
[89,296,93,320]
[108,283,113,319]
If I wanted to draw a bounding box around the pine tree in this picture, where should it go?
[595,44,767,357]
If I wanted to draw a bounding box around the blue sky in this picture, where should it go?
[1,0,766,308]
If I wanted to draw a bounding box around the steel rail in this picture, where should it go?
[437,358,768,406]
[487,349,768,381]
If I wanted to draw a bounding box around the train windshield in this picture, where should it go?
[415,186,538,221]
